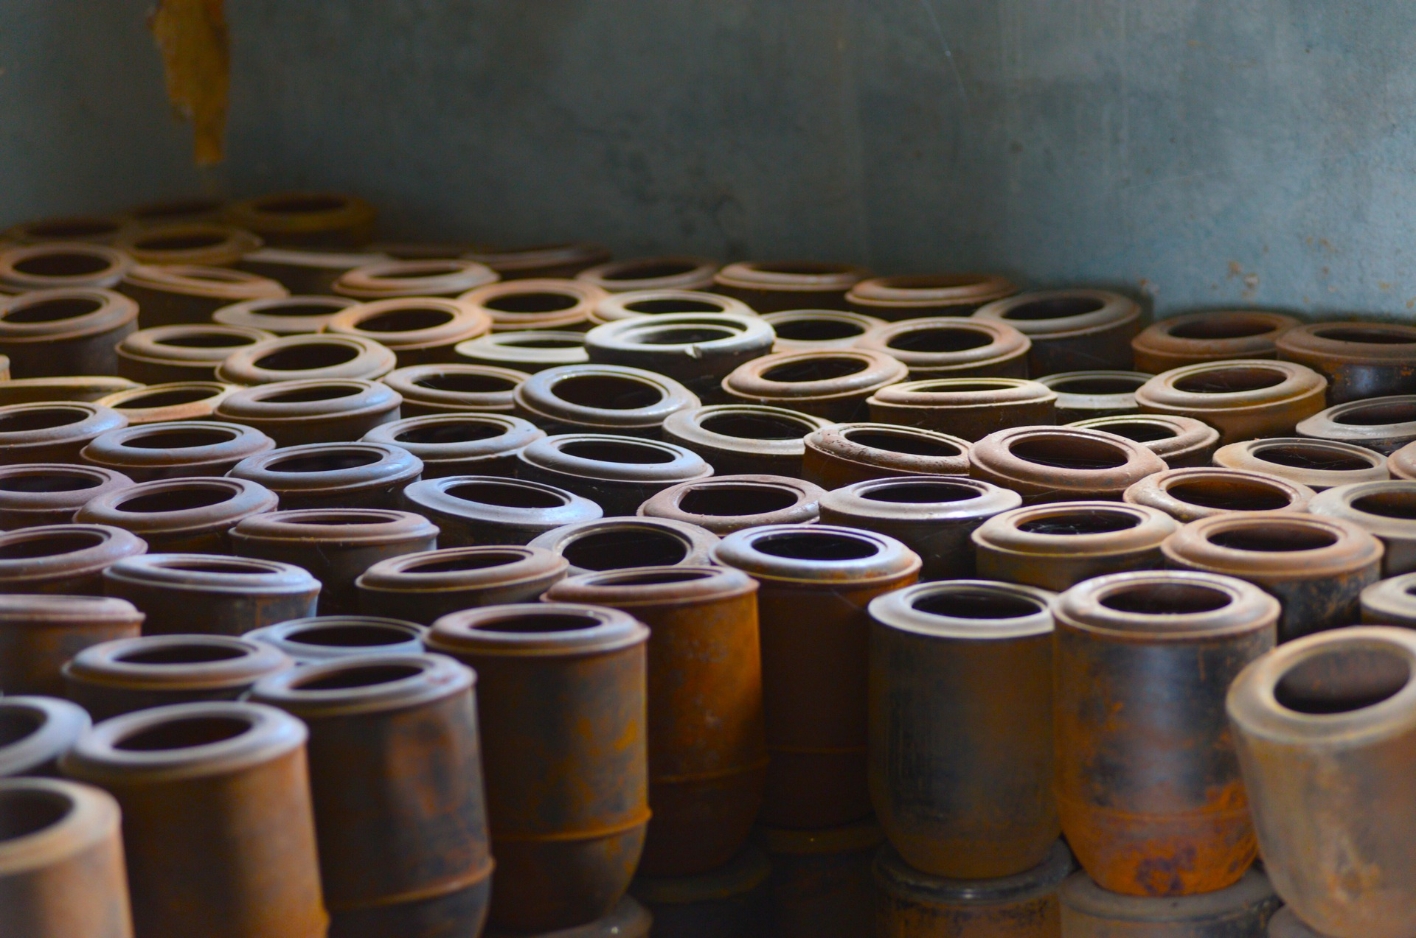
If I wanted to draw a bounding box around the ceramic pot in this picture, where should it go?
[237,247,388,295]
[661,404,831,478]
[0,696,91,776]
[638,474,825,534]
[763,819,884,938]
[1311,481,1416,576]
[226,191,375,248]
[846,273,1016,320]
[102,553,319,636]
[1125,466,1316,522]
[513,363,699,437]
[364,412,544,477]
[464,242,611,280]
[243,617,425,663]
[0,402,127,465]
[1296,395,1416,456]
[215,379,402,447]
[973,290,1143,375]
[0,463,135,529]
[402,474,601,546]
[722,349,907,421]
[0,524,147,594]
[460,278,608,332]
[217,334,398,385]
[713,261,870,312]
[803,423,972,489]
[1276,321,1416,403]
[76,477,278,554]
[382,363,528,415]
[973,501,1178,591]
[96,382,239,425]
[1036,371,1150,423]
[0,288,138,378]
[1394,440,1416,481]
[1136,360,1328,444]
[868,581,1058,878]
[5,215,135,245]
[228,442,422,510]
[455,330,589,372]
[590,288,754,327]
[1213,437,1390,491]
[1068,414,1220,468]
[585,312,775,398]
[0,377,141,407]
[858,317,1030,379]
[212,295,359,335]
[0,243,130,291]
[968,426,1167,504]
[332,258,497,300]
[81,421,274,482]
[356,544,567,623]
[1058,868,1279,937]
[578,256,719,293]
[116,223,262,267]
[1361,572,1416,627]
[517,434,714,517]
[0,595,143,696]
[119,264,287,328]
[630,845,771,938]
[116,324,276,384]
[1131,311,1300,373]
[762,309,886,351]
[527,517,720,576]
[325,297,493,366]
[867,377,1057,441]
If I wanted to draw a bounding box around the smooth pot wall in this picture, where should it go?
[5,0,1416,318]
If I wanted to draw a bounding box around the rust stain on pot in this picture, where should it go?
[149,0,229,166]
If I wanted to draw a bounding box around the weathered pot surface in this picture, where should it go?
[516,433,714,517]
[0,594,144,696]
[355,544,568,624]
[762,309,885,351]
[1068,413,1220,468]
[76,476,279,554]
[215,378,403,447]
[0,463,135,529]
[578,255,719,293]
[0,695,91,777]
[455,330,589,372]
[1131,310,1300,373]
[0,524,147,594]
[1124,466,1317,522]
[460,278,607,332]
[846,272,1016,319]
[228,441,422,510]
[856,316,1031,379]
[217,333,398,385]
[803,423,973,490]
[1311,480,1416,576]
[1036,370,1151,423]
[661,403,831,478]
[527,517,720,576]
[722,348,907,421]
[1361,571,1416,627]
[867,377,1057,440]
[1296,395,1416,455]
[0,287,139,379]
[1276,320,1416,403]
[81,421,275,482]
[968,425,1168,504]
[0,401,128,465]
[332,257,498,299]
[1213,436,1390,491]
[364,412,544,477]
[1058,867,1279,937]
[638,474,826,534]
[513,363,700,436]
[212,294,359,335]
[973,289,1142,375]
[0,242,131,291]
[116,323,275,384]
[712,261,870,312]
[227,190,375,247]
[381,363,529,415]
[96,381,240,425]
[591,288,754,326]
[1135,359,1329,444]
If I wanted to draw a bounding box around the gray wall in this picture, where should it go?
[6,1,1416,317]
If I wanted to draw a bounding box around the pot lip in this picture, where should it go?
[1310,480,1416,539]
[332,259,498,299]
[1133,310,1301,350]
[0,376,141,406]
[0,777,119,873]
[545,563,757,607]
[1067,413,1219,459]
[713,522,921,584]
[1298,395,1416,439]
[247,651,468,717]
[64,635,291,689]
[714,260,870,292]
[857,316,1030,367]
[871,376,1056,407]
[325,296,492,350]
[1037,371,1152,405]
[763,817,884,855]
[1162,510,1385,577]
[123,263,288,301]
[0,593,142,624]
[593,288,755,324]
[1123,466,1316,521]
[870,579,1056,639]
[1056,570,1280,640]
[637,474,826,533]
[356,544,568,591]
[404,474,603,525]
[240,246,389,269]
[847,272,1016,308]
[1361,571,1416,621]
[426,601,649,657]
[0,524,147,582]
[973,289,1141,337]
[77,477,279,535]
[577,256,719,293]
[0,463,135,510]
[1058,867,1274,920]
[723,349,908,399]
[0,287,138,342]
[463,240,610,272]
[62,701,306,783]
[455,330,590,368]
[216,378,400,420]
[382,363,529,405]
[245,616,425,654]
[1214,437,1391,488]
[526,517,720,574]
[96,382,240,423]
[0,242,131,289]
[7,214,136,244]
[81,420,274,469]
[212,293,359,335]
[1136,359,1327,410]
[0,697,91,777]
[820,474,1021,522]
[519,433,712,484]
[585,310,774,356]
[0,401,128,446]
[969,425,1167,486]
[232,507,439,545]
[662,404,830,459]
[514,363,700,428]
[460,277,608,326]
[103,552,319,594]
[1276,320,1416,363]
[876,839,1073,904]
[117,223,263,267]
[118,323,276,364]
[363,412,545,460]
[973,501,1178,556]
[229,442,422,493]
[217,333,398,384]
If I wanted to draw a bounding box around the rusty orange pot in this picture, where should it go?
[0,596,144,697]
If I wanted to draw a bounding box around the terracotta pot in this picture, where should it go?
[713,525,920,827]
[1056,570,1278,896]
[1131,310,1301,373]
[243,617,425,663]
[325,297,493,366]
[464,242,611,280]
[0,524,147,594]
[0,595,143,696]
[76,477,278,553]
[0,243,131,291]
[213,294,358,335]
[1068,413,1220,468]
[81,421,274,482]
[867,377,1057,440]
[1227,626,1416,938]
[217,334,398,385]
[0,402,127,465]
[426,603,649,932]
[455,330,590,372]
[713,261,869,312]
[0,696,91,776]
[116,223,262,267]
[590,288,755,327]
[876,840,1073,938]
[868,580,1057,877]
[102,553,320,636]
[483,897,652,938]
[382,363,528,415]
[1125,466,1317,522]
[232,508,438,615]
[0,464,135,529]
[517,434,714,516]
[363,412,544,478]
[630,845,771,937]
[513,363,699,437]
[973,290,1143,375]
[60,701,327,938]
[1036,371,1150,423]
[0,376,141,407]
[528,517,720,576]
[227,191,376,248]
[968,426,1167,504]
[331,258,497,300]
[1296,395,1416,455]
[129,196,227,225]
[546,566,765,877]
[356,544,565,623]
[1267,906,1334,938]
[846,273,1017,320]
[1058,868,1279,937]
[661,404,830,477]
[5,215,136,245]
[763,819,885,938]
[578,256,719,293]
[402,474,601,545]
[228,442,422,510]
[804,423,972,489]
[722,349,907,421]
[1135,360,1328,444]
[0,288,138,378]
[639,474,825,534]
[216,379,402,447]
[974,501,1178,591]
[96,381,239,425]
[819,477,1017,580]
[119,264,288,328]
[62,634,292,720]
[1311,481,1416,576]
[1276,321,1416,404]
[249,654,491,938]
[1361,572,1416,627]
[460,278,608,332]
[856,316,1030,380]
[762,309,886,351]
[116,324,274,384]
[1213,437,1390,491]
[0,777,133,938]
[1395,441,1416,481]
[585,312,775,398]
[237,247,389,294]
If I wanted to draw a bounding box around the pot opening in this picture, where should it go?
[1207,524,1339,553]
[12,252,112,277]
[1008,435,1128,470]
[860,481,981,504]
[772,317,863,341]
[1166,316,1278,340]
[254,301,345,318]
[118,643,247,665]
[604,261,698,281]
[498,334,585,349]
[0,788,74,842]
[485,292,578,313]
[123,427,237,450]
[1099,583,1232,615]
[483,612,605,633]
[552,374,663,410]
[115,715,253,751]
[558,439,677,464]
[405,550,525,573]
[256,194,348,214]
[1313,327,1416,346]
[121,387,220,409]
[1167,477,1293,511]
[28,218,120,239]
[414,372,518,393]
[377,262,464,279]
[1049,375,1146,395]
[446,480,566,509]
[3,296,104,323]
[761,357,868,383]
[183,269,248,284]
[259,384,362,404]
[699,411,814,440]
[1333,400,1416,426]
[161,559,270,574]
[840,428,962,458]
[1252,444,1376,472]
[1275,646,1411,714]
[887,327,992,353]
[136,232,227,252]
[1017,509,1141,535]
[633,325,739,345]
[0,530,104,559]
[1088,420,1176,443]
[754,531,878,561]
[1172,366,1287,394]
[253,343,361,371]
[293,662,423,687]
[283,511,394,525]
[562,530,689,569]
[160,332,257,349]
[0,406,89,432]
[1003,296,1104,321]
[625,298,723,314]
[678,485,800,516]
[593,568,715,586]
[912,589,1042,619]
[1352,490,1416,520]
[116,484,238,513]
[0,469,101,493]
[356,307,455,333]
[752,262,851,276]
[0,708,43,747]
[395,420,507,445]
[266,450,383,473]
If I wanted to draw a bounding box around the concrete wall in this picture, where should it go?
[5,1,1416,317]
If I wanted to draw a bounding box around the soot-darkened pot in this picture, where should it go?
[516,434,714,517]
[0,288,138,378]
[215,379,402,447]
[402,475,602,546]
[867,377,1057,441]
[0,595,143,696]
[638,474,825,534]
[1124,466,1316,522]
[356,545,568,624]
[846,272,1016,320]
[973,290,1142,375]
[968,426,1167,504]
[662,403,831,478]
[227,442,422,510]
[803,423,972,490]
[1131,310,1300,373]
[527,517,720,577]
[75,477,278,554]
[81,421,275,482]
[1277,321,1416,404]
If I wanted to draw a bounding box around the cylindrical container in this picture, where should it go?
[381,363,528,416]
[1135,360,1329,444]
[1296,395,1416,455]
[973,290,1142,375]
[803,423,972,489]
[869,581,1058,877]
[1125,466,1317,522]
[244,617,425,663]
[0,696,91,777]
[546,566,765,876]
[1131,310,1301,373]
[1362,572,1416,627]
[212,295,359,335]
[764,309,886,352]
[867,377,1057,440]
[517,433,714,517]
[455,330,590,372]
[325,297,493,366]
[116,324,276,384]
[231,508,437,615]
[248,654,491,938]
[1227,626,1416,938]
[638,474,825,534]
[513,363,699,438]
[102,553,319,636]
[1395,441,1416,481]
[764,819,885,938]
[426,603,650,933]
[1164,512,1385,641]
[228,442,422,510]
[1055,571,1279,896]
[0,288,138,378]
[973,501,1178,592]
[460,278,608,332]
[0,401,127,465]
[60,701,328,938]
[227,190,375,247]
[721,349,907,421]
[713,525,921,828]
[661,404,831,477]
[331,258,498,300]
[1069,414,1221,468]
[119,264,288,328]
[0,524,147,594]
[1311,481,1416,576]
[216,379,402,447]
[76,477,278,554]
[216,334,398,385]
[1059,867,1280,937]
[356,545,568,624]
[712,261,869,312]
[1277,321,1416,403]
[0,463,135,529]
[465,241,611,281]
[528,517,720,576]
[116,223,262,267]
[969,426,1168,504]
[579,256,719,294]
[236,247,387,295]
[0,776,134,938]
[96,381,239,425]
[363,412,544,477]
[847,273,1017,320]
[63,634,292,720]
[585,312,774,399]
[81,421,274,482]
[402,474,602,546]
[876,840,1073,938]
[630,845,771,938]
[820,476,1021,580]
[1036,371,1151,423]
[1213,437,1391,491]
[857,316,1031,379]
[591,289,754,327]
[0,243,131,291]
[0,376,141,407]
[0,595,143,696]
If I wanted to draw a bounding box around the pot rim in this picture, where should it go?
[545,563,756,607]
[248,651,468,717]
[713,522,920,584]
[426,601,649,657]
[0,697,91,777]
[1056,569,1280,641]
[869,579,1056,640]
[973,501,1178,557]
[577,256,719,293]
[104,552,319,595]
[217,333,398,384]
[356,544,567,592]
[1162,510,1385,577]
[0,777,119,873]
[64,635,291,691]
[973,289,1140,338]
